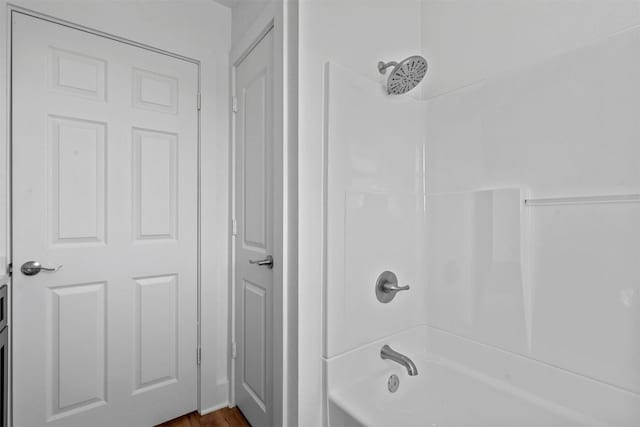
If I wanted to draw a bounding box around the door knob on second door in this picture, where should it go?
[249,255,274,269]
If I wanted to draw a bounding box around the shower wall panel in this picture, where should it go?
[425,188,530,355]
[323,62,427,358]
[424,22,640,397]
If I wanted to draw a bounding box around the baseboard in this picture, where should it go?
[198,401,230,416]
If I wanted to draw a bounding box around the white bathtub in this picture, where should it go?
[329,356,590,427]
[325,327,617,427]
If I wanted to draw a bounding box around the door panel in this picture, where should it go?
[50,47,108,101]
[132,128,178,240]
[134,274,178,393]
[243,280,267,405]
[53,282,106,414]
[50,116,107,244]
[243,72,268,250]
[12,13,198,426]
[235,30,274,427]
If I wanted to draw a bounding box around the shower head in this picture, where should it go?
[378,56,428,95]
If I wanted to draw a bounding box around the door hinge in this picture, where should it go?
[231,219,237,236]
[6,263,12,277]
[232,96,238,113]
[197,93,201,111]
[197,347,202,365]
[232,342,237,359]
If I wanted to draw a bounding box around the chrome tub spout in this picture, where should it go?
[380,344,418,376]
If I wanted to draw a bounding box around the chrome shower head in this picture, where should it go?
[378,56,428,95]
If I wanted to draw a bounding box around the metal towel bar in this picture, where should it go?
[524,194,640,207]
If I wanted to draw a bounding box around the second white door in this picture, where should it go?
[234,30,275,427]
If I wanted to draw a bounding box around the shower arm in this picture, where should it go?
[377,61,398,74]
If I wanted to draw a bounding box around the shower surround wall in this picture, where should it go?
[323,63,427,359]
[421,21,640,426]
[299,1,640,425]
[320,9,640,427]
[298,1,423,424]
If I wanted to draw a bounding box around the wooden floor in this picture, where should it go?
[156,407,251,427]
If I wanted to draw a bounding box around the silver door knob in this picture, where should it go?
[249,255,274,269]
[21,261,63,276]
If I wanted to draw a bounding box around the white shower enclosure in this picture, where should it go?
[300,1,640,426]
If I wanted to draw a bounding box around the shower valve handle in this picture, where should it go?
[382,283,410,293]
[375,271,410,303]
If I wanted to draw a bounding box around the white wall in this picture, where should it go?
[420,0,640,97]
[0,0,232,413]
[231,0,273,43]
[298,1,422,425]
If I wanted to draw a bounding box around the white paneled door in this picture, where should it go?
[234,30,274,427]
[12,13,198,427]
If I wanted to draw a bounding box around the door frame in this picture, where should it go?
[6,5,204,424]
[229,1,297,423]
